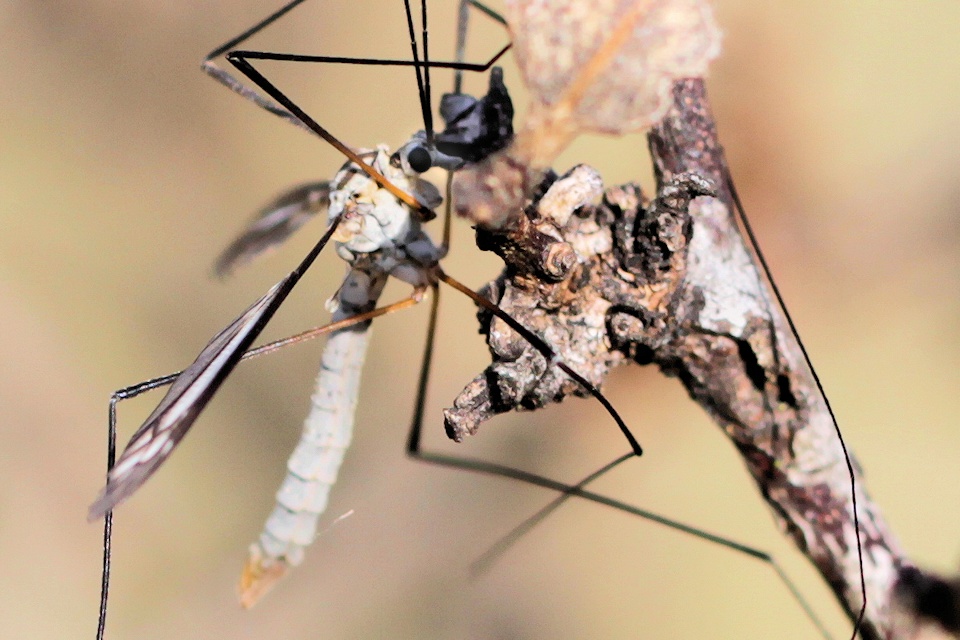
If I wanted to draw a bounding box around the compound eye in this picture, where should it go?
[406,145,433,173]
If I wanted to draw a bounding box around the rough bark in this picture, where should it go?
[445,79,956,639]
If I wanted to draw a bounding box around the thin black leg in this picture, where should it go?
[725,171,865,638]
[402,293,832,639]
[453,0,508,94]
[202,0,509,136]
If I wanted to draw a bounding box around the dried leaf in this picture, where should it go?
[455,0,721,228]
[508,0,721,139]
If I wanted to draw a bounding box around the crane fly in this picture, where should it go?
[90,1,863,638]
[90,1,636,635]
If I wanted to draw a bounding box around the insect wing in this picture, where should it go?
[88,280,285,520]
[214,181,332,278]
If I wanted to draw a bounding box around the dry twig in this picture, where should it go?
[447,78,958,640]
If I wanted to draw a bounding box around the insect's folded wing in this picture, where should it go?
[214,181,332,278]
[88,281,285,520]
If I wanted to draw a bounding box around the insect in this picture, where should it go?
[90,0,638,634]
[92,1,876,640]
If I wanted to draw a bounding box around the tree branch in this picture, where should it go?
[446,78,957,639]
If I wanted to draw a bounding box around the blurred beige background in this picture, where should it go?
[1,1,958,638]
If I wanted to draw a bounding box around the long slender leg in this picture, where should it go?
[725,172,866,636]
[401,282,832,639]
[406,284,441,455]
[202,0,313,133]
[473,457,833,640]
[453,0,507,94]
[94,287,425,639]
[102,292,427,455]
[463,0,507,26]
[441,173,454,253]
[95,405,116,640]
[401,0,432,140]
[226,49,509,73]
[453,0,470,95]
[438,271,642,455]
[226,53,428,216]
[449,7,859,631]
[202,0,509,137]
[419,0,433,141]
[426,8,836,635]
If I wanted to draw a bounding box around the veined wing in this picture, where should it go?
[214,181,332,278]
[89,216,342,520]
[88,281,284,520]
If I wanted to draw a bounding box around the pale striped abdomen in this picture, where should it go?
[240,323,371,606]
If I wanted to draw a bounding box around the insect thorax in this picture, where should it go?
[327,146,443,293]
